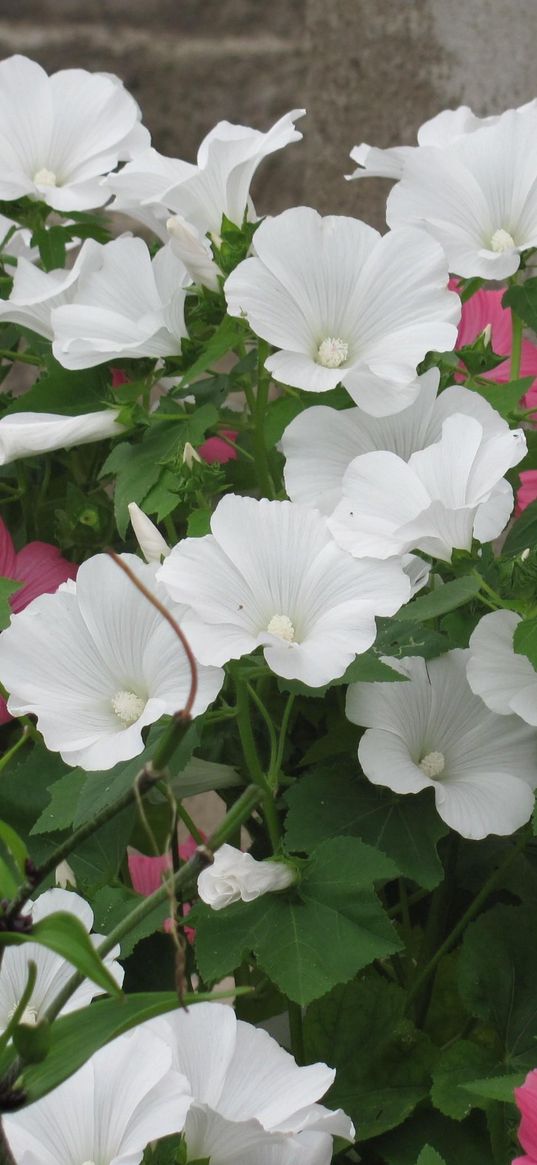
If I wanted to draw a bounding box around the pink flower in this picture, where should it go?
[198,429,238,464]
[451,278,537,407]
[128,836,201,942]
[0,519,77,724]
[514,1069,537,1164]
[516,470,537,516]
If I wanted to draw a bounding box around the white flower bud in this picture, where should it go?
[166,214,221,291]
[128,502,170,564]
[197,843,296,911]
[55,860,76,889]
[182,441,202,470]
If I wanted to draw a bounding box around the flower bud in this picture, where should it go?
[182,441,202,470]
[55,860,76,889]
[128,502,170,563]
[197,843,297,911]
[166,214,221,291]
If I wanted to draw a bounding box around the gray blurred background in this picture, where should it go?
[1,0,537,230]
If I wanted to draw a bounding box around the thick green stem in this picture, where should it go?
[253,341,275,499]
[234,675,281,852]
[511,308,523,381]
[0,349,43,367]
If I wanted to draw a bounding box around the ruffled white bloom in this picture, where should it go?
[154,1002,355,1164]
[467,609,537,725]
[346,650,537,840]
[0,238,101,339]
[0,54,149,212]
[4,1028,190,1165]
[51,237,190,370]
[0,409,124,465]
[128,501,170,563]
[328,414,526,562]
[386,105,537,278]
[157,495,410,688]
[198,844,296,911]
[0,553,223,770]
[347,103,513,182]
[105,146,194,239]
[0,889,123,1033]
[225,207,459,416]
[281,369,506,516]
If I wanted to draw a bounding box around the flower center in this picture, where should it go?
[111,690,146,725]
[267,614,295,642]
[490,228,516,253]
[419,750,446,779]
[34,167,58,187]
[316,337,349,368]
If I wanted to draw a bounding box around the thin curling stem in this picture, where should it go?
[106,550,198,719]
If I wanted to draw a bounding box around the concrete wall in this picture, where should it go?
[1,1,536,230]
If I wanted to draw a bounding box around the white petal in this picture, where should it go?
[0,410,124,465]
[468,610,537,723]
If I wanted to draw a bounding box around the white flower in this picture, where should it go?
[0,888,123,1033]
[347,104,510,182]
[153,1002,355,1165]
[157,495,410,688]
[346,650,537,840]
[128,501,170,563]
[106,145,195,239]
[224,207,459,416]
[0,54,149,212]
[51,238,190,370]
[281,369,507,516]
[0,552,223,770]
[0,409,125,465]
[4,1027,190,1165]
[467,609,537,725]
[166,213,221,290]
[198,844,296,911]
[386,105,537,279]
[328,414,526,562]
[0,238,101,339]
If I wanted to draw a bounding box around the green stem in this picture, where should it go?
[246,682,278,770]
[267,693,295,789]
[407,832,526,1010]
[253,340,275,499]
[44,784,262,1024]
[288,1001,305,1064]
[174,799,206,847]
[0,727,30,776]
[0,349,43,367]
[234,673,281,851]
[5,714,193,921]
[511,308,523,381]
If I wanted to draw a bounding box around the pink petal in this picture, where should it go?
[0,696,12,725]
[198,429,239,465]
[516,1072,537,1158]
[0,518,17,579]
[516,470,537,516]
[111,367,129,388]
[128,848,172,896]
[11,543,77,613]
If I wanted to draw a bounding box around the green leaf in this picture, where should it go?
[513,615,537,669]
[0,912,122,999]
[375,617,451,661]
[458,1072,523,1102]
[303,977,435,1138]
[503,497,537,555]
[31,226,67,272]
[430,1040,497,1119]
[0,819,28,873]
[179,317,242,387]
[5,361,111,416]
[13,1019,50,1064]
[503,278,537,332]
[263,395,304,448]
[0,575,22,629]
[467,376,533,418]
[30,771,87,835]
[13,991,205,1107]
[194,837,401,1004]
[397,576,482,621]
[417,1149,447,1165]
[376,1109,492,1165]
[90,885,168,958]
[285,768,447,889]
[0,855,19,897]
[187,507,212,537]
[277,648,405,697]
[458,903,537,1068]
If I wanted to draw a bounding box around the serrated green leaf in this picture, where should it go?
[397,576,482,622]
[503,279,537,332]
[458,1072,523,1102]
[284,768,447,889]
[430,1039,496,1119]
[0,912,122,999]
[90,885,168,957]
[375,618,450,660]
[303,977,435,1139]
[467,376,533,418]
[376,1109,492,1165]
[30,771,87,835]
[194,837,401,1004]
[179,316,242,387]
[5,362,111,416]
[417,1149,447,1165]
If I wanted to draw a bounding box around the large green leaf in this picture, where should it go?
[397,576,482,622]
[90,885,168,958]
[284,768,447,889]
[4,362,111,417]
[430,1039,496,1119]
[417,1150,447,1165]
[458,903,537,1068]
[303,977,435,1139]
[0,912,122,999]
[30,771,87,835]
[375,1110,491,1165]
[194,837,401,1004]
[503,279,537,332]
[459,1073,523,1103]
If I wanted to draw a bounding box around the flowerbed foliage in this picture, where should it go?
[0,53,537,1164]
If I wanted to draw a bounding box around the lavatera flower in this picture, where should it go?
[197,844,297,911]
[153,1001,355,1165]
[0,553,223,770]
[224,206,459,416]
[328,413,526,562]
[4,1027,191,1165]
[157,495,410,689]
[467,610,537,726]
[346,650,537,840]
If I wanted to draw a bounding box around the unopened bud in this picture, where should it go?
[521,547,531,562]
[480,323,492,347]
[128,502,170,564]
[55,860,76,889]
[183,441,202,470]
